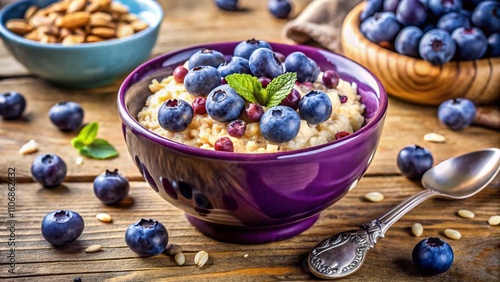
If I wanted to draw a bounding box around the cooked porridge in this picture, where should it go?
[137,74,365,153]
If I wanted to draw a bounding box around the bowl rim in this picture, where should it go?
[118,41,388,161]
[0,0,163,49]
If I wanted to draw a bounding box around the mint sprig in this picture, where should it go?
[71,122,118,159]
[225,72,297,108]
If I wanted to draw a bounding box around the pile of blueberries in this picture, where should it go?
[159,39,345,152]
[360,0,500,65]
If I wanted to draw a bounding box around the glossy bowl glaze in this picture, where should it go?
[0,0,163,88]
[342,3,500,106]
[118,42,388,244]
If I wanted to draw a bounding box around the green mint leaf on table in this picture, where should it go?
[71,122,98,150]
[225,74,261,104]
[80,139,119,160]
[226,72,297,107]
[71,122,118,159]
[266,72,297,107]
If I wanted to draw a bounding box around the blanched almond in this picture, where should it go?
[110,2,129,13]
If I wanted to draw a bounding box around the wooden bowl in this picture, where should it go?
[341,3,500,106]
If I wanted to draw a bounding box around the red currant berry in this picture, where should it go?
[173,66,188,84]
[214,137,234,152]
[192,97,207,115]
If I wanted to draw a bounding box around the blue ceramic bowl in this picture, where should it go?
[118,42,388,244]
[0,0,163,88]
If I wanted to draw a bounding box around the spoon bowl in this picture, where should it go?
[308,148,500,279]
[422,148,500,199]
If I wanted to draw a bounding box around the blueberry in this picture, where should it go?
[0,91,26,120]
[471,1,500,35]
[396,0,428,26]
[31,154,67,188]
[428,0,463,16]
[245,102,264,122]
[206,84,245,122]
[395,26,424,57]
[125,219,169,257]
[184,66,221,96]
[397,145,433,179]
[487,33,500,57]
[214,136,234,152]
[437,98,476,130]
[322,70,340,89]
[93,169,130,204]
[298,90,332,125]
[41,210,84,245]
[451,27,488,60]
[268,0,292,19]
[360,12,401,43]
[158,99,194,132]
[284,52,320,83]
[234,38,273,59]
[248,48,284,79]
[259,105,300,143]
[214,0,238,11]
[48,101,84,132]
[412,237,454,275]
[227,119,246,138]
[436,12,470,33]
[383,0,400,12]
[419,29,456,65]
[360,0,384,21]
[279,88,301,110]
[218,56,251,77]
[188,49,225,69]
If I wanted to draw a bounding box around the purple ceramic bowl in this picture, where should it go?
[118,42,388,244]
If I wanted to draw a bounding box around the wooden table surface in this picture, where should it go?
[1,0,499,281]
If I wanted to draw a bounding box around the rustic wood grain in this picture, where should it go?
[341,3,500,106]
[0,179,498,281]
[1,0,499,281]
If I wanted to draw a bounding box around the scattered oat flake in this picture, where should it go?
[488,215,500,226]
[444,228,461,240]
[19,139,38,154]
[85,244,102,253]
[244,254,249,258]
[194,251,209,268]
[75,157,83,165]
[96,213,112,223]
[457,209,475,219]
[424,133,446,143]
[412,223,423,237]
[174,252,185,266]
[364,192,384,202]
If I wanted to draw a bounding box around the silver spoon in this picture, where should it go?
[308,148,500,279]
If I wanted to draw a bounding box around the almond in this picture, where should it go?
[131,20,148,32]
[67,0,86,13]
[24,6,39,20]
[59,11,90,29]
[61,34,85,45]
[90,27,115,38]
[90,12,112,26]
[116,23,134,38]
[6,19,33,35]
[85,35,105,43]
[110,2,129,13]
[85,1,101,13]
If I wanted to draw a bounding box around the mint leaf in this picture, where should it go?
[79,139,119,159]
[225,74,261,104]
[71,122,98,149]
[266,72,297,108]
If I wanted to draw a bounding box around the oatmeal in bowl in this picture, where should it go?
[118,41,387,244]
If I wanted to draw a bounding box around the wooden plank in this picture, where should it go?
[1,178,498,281]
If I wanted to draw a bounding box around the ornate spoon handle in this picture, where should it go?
[308,189,441,279]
